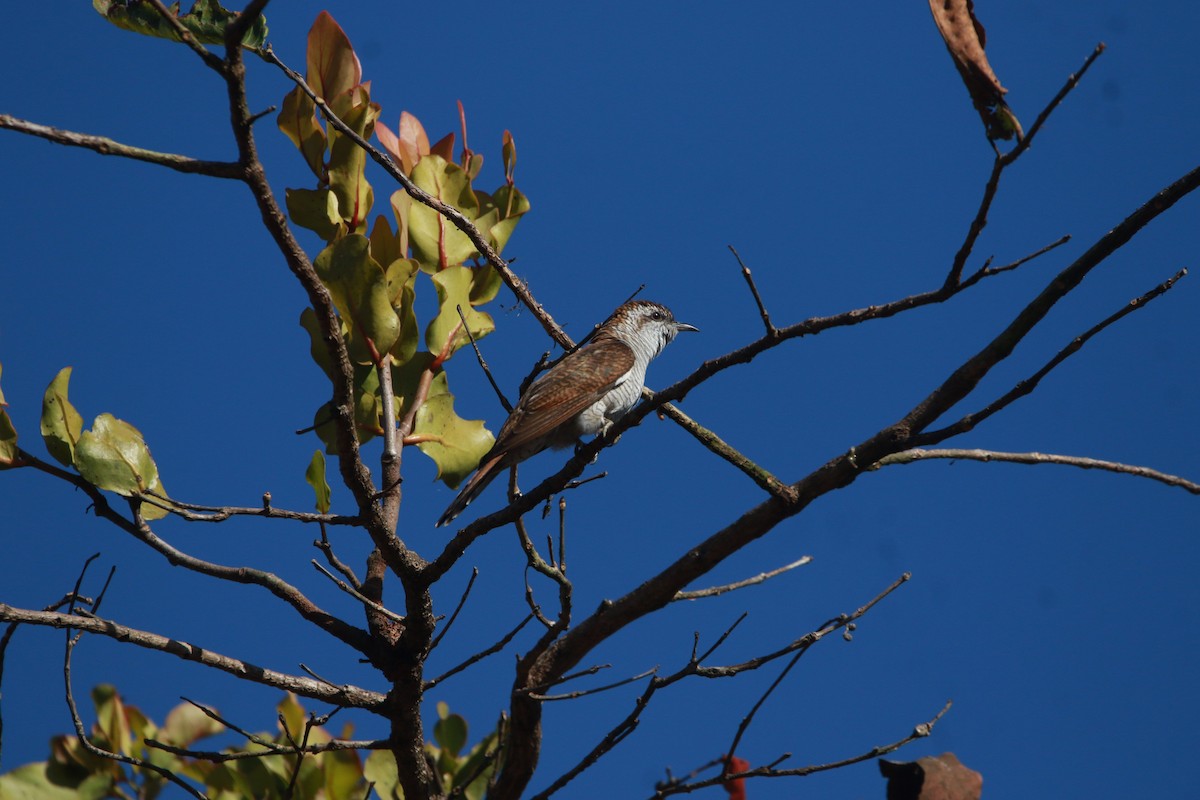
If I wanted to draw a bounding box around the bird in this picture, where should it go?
[435,300,698,527]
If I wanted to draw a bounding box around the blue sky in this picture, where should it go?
[2,2,1198,798]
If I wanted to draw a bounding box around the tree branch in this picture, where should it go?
[0,604,386,710]
[0,114,242,178]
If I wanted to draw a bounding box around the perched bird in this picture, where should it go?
[436,300,698,527]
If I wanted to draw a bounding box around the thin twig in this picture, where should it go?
[1003,43,1107,164]
[431,567,479,650]
[674,557,812,601]
[424,615,535,690]
[529,668,658,702]
[458,303,513,413]
[728,246,775,335]
[311,561,405,622]
[959,234,1071,289]
[873,448,1200,494]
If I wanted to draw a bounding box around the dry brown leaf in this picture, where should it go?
[880,752,983,800]
[928,0,1023,140]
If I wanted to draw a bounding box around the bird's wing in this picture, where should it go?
[494,337,635,454]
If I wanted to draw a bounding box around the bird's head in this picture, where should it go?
[602,300,699,360]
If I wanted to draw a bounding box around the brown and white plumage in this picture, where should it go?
[435,300,697,527]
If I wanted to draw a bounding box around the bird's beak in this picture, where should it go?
[675,322,699,333]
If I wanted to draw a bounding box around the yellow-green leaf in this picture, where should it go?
[75,414,161,497]
[314,235,401,362]
[286,187,344,242]
[363,750,401,800]
[384,258,420,366]
[277,85,327,178]
[414,390,494,489]
[425,266,495,359]
[327,86,379,234]
[299,307,339,382]
[162,700,224,748]
[0,407,16,469]
[40,367,84,468]
[409,155,480,271]
[305,450,331,513]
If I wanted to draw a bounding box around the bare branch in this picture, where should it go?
[529,668,658,702]
[653,701,952,797]
[0,604,386,711]
[17,452,375,652]
[311,560,406,623]
[945,43,1105,288]
[728,246,776,336]
[0,114,242,178]
[430,567,479,650]
[141,491,360,525]
[63,614,209,799]
[959,233,1071,289]
[145,735,389,763]
[915,268,1188,445]
[873,448,1200,494]
[1004,43,1106,164]
[674,556,812,601]
[458,303,513,413]
[424,615,535,690]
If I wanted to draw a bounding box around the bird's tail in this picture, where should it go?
[436,454,504,527]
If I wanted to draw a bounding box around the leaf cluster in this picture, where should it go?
[278,12,531,487]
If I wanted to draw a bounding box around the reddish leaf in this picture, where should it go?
[307,11,362,101]
[398,111,430,170]
[722,756,750,800]
[430,131,456,163]
[928,0,1022,140]
[879,752,982,800]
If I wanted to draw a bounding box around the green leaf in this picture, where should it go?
[433,711,468,758]
[425,266,495,359]
[305,450,331,513]
[93,0,268,48]
[276,85,327,178]
[285,188,344,242]
[409,155,480,271]
[363,750,401,800]
[314,235,401,362]
[74,414,162,498]
[40,366,84,468]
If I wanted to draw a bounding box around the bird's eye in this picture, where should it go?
[650,310,665,321]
